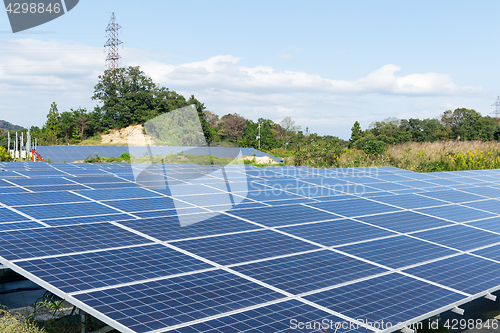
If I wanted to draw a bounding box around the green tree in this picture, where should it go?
[58,111,74,143]
[349,121,363,146]
[44,102,60,144]
[92,66,211,143]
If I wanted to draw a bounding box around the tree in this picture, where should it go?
[349,121,363,146]
[44,102,60,144]
[58,111,74,142]
[218,113,247,142]
[92,66,211,143]
[203,110,219,128]
[280,116,300,148]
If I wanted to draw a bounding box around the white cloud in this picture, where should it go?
[0,39,486,139]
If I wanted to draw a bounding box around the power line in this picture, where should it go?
[104,12,122,71]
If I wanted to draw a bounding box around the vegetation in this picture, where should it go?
[82,151,242,165]
[0,120,24,131]
[0,146,12,162]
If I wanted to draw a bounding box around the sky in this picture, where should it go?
[0,0,499,140]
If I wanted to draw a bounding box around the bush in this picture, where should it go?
[0,147,12,162]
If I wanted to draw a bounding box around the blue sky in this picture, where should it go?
[1,0,499,139]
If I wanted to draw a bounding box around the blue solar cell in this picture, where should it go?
[412,225,500,251]
[15,202,121,220]
[473,243,500,261]
[233,250,387,294]
[307,198,401,217]
[415,205,497,223]
[228,205,340,227]
[0,223,151,260]
[460,187,500,198]
[338,236,458,268]
[69,176,130,184]
[6,178,75,186]
[131,207,207,219]
[420,189,486,203]
[104,197,194,212]
[25,184,91,192]
[0,221,45,232]
[118,213,261,241]
[43,214,136,227]
[467,217,500,233]
[355,211,454,233]
[174,230,319,265]
[0,187,29,194]
[364,182,413,191]
[280,219,396,247]
[0,208,30,223]
[304,273,465,324]
[89,183,140,189]
[16,244,212,293]
[73,270,286,333]
[369,194,447,209]
[463,200,500,215]
[244,190,308,202]
[73,188,163,201]
[404,254,500,294]
[170,299,375,333]
[0,191,90,206]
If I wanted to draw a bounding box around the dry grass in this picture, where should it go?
[296,140,500,172]
[0,311,45,333]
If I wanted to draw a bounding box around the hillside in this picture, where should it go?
[0,120,24,131]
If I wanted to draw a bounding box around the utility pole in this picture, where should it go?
[492,96,500,117]
[104,12,123,71]
[256,122,261,150]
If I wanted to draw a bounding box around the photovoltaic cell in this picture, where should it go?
[420,190,486,203]
[0,208,30,223]
[369,194,447,209]
[228,205,340,227]
[232,250,387,294]
[304,273,465,324]
[355,211,454,233]
[119,213,260,241]
[412,225,500,251]
[463,200,500,215]
[337,236,459,268]
[0,223,151,260]
[16,244,212,293]
[307,198,401,217]
[404,254,500,294]
[467,217,500,234]
[174,230,319,265]
[73,269,286,333]
[279,219,396,247]
[15,202,122,220]
[415,205,497,223]
[0,191,90,206]
[170,299,375,333]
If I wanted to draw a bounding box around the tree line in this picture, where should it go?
[23,65,500,157]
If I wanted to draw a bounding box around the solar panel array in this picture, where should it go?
[35,146,283,163]
[1,161,500,333]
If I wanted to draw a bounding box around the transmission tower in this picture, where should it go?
[104,12,123,71]
[492,96,500,117]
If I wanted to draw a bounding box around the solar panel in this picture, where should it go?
[1,162,500,333]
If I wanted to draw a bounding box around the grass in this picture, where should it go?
[291,140,500,172]
[0,311,45,333]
